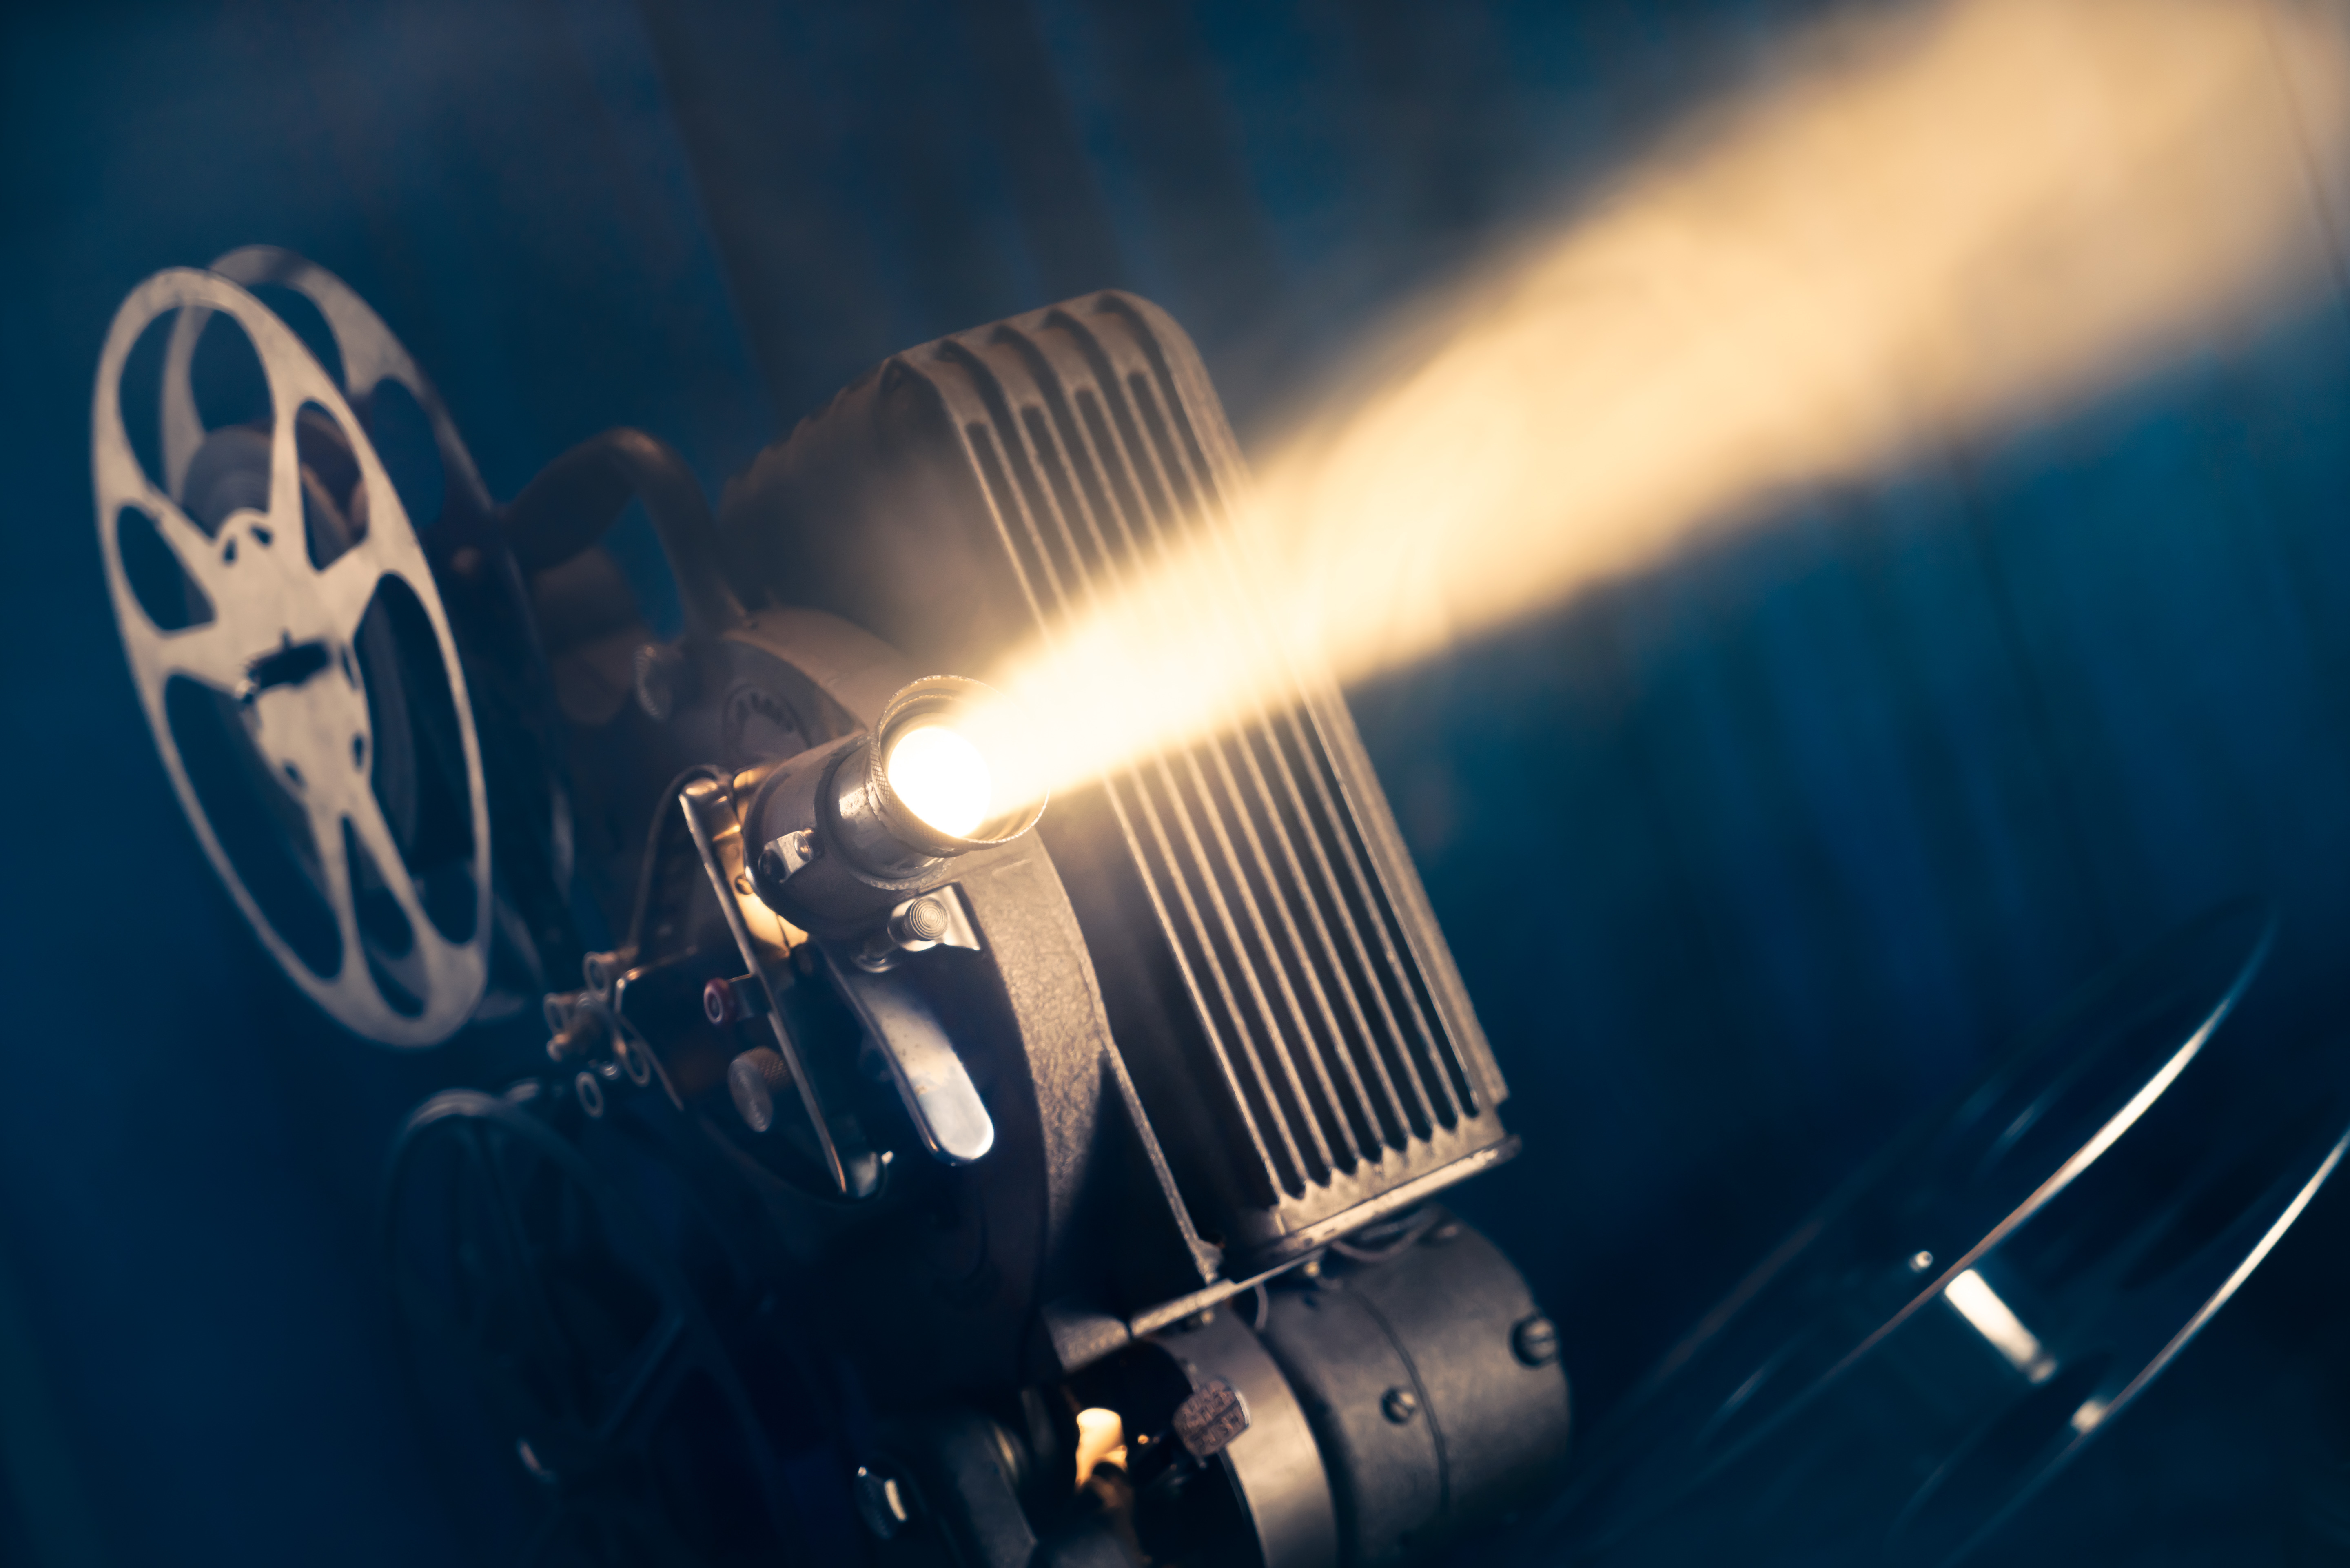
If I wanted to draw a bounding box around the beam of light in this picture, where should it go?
[976,0,2350,805]
[1942,1268,2055,1382]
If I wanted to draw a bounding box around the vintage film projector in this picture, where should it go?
[93,248,1567,1568]
[92,249,2350,1567]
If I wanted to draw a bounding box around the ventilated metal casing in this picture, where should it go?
[722,292,1513,1266]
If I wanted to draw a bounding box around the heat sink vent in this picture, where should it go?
[726,292,1512,1261]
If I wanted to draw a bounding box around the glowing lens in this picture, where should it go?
[886,724,993,838]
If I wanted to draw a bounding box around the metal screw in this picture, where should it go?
[855,1466,914,1540]
[760,829,822,886]
[1512,1314,1561,1368]
[1381,1386,1421,1424]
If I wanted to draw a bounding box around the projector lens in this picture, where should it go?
[885,724,993,839]
[778,673,1046,883]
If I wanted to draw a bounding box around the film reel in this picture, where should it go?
[384,1086,850,1564]
[93,260,492,1043]
[1534,900,2350,1565]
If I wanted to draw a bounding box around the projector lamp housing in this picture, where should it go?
[722,291,1518,1273]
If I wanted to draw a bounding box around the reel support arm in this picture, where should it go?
[500,427,747,636]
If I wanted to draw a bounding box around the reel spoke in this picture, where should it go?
[316,538,404,645]
[136,488,241,609]
[319,778,476,1015]
[140,617,248,695]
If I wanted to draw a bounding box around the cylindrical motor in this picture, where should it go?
[1255,1213,1571,1568]
[1036,1210,1570,1568]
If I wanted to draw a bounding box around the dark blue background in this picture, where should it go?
[2,2,2348,1563]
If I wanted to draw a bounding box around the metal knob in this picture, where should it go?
[727,1048,793,1134]
[889,894,952,949]
[703,973,769,1027]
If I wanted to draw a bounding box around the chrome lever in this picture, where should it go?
[823,950,996,1166]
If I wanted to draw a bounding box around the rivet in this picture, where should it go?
[1511,1314,1561,1368]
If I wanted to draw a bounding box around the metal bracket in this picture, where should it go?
[678,775,880,1198]
[763,827,821,881]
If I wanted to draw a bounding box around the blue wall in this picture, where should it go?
[2,2,2347,1563]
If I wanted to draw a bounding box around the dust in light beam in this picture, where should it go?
[973,0,2350,809]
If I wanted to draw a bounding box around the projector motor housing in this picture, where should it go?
[95,253,1569,1568]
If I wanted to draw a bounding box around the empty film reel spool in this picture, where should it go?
[383,1089,840,1564]
[1540,901,2350,1566]
[93,264,491,1043]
